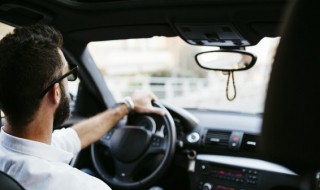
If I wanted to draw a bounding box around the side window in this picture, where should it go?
[64,54,80,113]
[0,22,14,39]
[67,79,80,113]
[0,22,15,125]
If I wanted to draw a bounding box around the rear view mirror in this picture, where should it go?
[195,50,257,71]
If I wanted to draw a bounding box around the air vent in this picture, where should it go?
[240,134,258,152]
[205,130,231,148]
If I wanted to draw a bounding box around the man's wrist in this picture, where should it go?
[121,96,135,112]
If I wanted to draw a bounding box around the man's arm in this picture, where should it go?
[72,90,165,149]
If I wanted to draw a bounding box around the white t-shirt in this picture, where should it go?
[0,128,111,190]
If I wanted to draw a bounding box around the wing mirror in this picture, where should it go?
[195,50,257,71]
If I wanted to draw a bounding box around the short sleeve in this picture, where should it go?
[51,128,81,155]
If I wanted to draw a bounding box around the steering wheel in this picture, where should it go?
[91,102,176,189]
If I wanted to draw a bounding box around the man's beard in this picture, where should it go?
[53,84,70,128]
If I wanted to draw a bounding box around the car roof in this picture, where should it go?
[0,0,289,45]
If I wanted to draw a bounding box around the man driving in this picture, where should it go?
[0,24,165,189]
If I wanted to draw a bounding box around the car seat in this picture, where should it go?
[0,171,25,190]
[260,0,320,189]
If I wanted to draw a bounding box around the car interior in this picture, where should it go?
[0,0,318,190]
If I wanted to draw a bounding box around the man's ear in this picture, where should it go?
[51,83,61,104]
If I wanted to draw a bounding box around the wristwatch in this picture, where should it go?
[121,96,135,111]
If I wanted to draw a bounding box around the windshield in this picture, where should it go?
[88,37,279,114]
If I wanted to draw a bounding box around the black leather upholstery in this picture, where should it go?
[0,171,25,190]
[260,0,320,174]
[259,1,320,189]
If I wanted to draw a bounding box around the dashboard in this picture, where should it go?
[166,106,300,190]
[69,103,300,190]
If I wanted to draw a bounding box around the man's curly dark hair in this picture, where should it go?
[0,24,64,128]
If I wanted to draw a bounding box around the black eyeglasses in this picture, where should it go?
[39,64,78,98]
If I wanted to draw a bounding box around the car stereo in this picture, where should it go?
[196,161,259,190]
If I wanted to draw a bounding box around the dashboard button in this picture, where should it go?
[187,132,200,143]
[202,183,213,190]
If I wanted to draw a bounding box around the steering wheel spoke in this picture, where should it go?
[147,134,166,154]
[98,130,114,147]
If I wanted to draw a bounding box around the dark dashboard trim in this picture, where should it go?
[186,109,262,134]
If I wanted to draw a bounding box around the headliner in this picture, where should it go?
[0,0,288,45]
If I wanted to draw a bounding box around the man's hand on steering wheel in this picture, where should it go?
[131,89,166,116]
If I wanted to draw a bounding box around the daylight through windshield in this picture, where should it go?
[88,37,279,114]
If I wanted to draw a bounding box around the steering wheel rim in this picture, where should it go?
[91,102,176,189]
